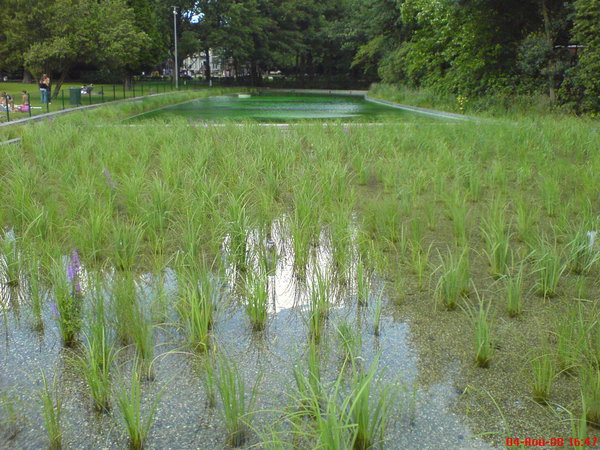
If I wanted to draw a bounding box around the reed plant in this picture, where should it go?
[534,240,566,298]
[435,248,470,311]
[504,264,525,317]
[27,255,44,330]
[463,296,494,368]
[116,362,164,450]
[111,271,137,345]
[481,218,512,278]
[77,305,115,412]
[540,176,560,218]
[567,228,598,275]
[373,289,383,337]
[410,241,432,291]
[355,258,370,307]
[292,339,323,417]
[336,320,362,361]
[530,352,555,404]
[39,370,62,449]
[244,268,269,332]
[308,270,333,343]
[555,307,587,373]
[200,351,217,408]
[177,272,215,353]
[581,364,600,427]
[112,220,144,271]
[347,360,395,450]
[216,357,260,447]
[52,253,82,347]
[444,190,469,246]
[1,229,20,286]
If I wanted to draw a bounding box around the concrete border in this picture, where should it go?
[0,138,21,146]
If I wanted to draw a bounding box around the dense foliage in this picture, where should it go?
[1,0,598,111]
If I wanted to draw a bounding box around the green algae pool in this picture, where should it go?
[127,91,437,123]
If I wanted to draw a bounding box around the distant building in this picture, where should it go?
[182,50,239,78]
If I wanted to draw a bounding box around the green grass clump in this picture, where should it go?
[244,268,269,332]
[76,295,115,412]
[177,272,216,353]
[464,297,494,368]
[216,358,259,447]
[530,352,554,404]
[116,363,163,450]
[39,370,62,450]
[581,364,600,427]
[505,265,524,317]
[534,240,566,298]
[436,248,470,311]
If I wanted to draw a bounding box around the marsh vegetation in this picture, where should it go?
[1,92,600,448]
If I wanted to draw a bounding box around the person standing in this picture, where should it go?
[39,74,50,105]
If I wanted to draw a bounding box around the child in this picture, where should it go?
[18,90,29,112]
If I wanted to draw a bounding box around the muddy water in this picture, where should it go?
[0,220,490,449]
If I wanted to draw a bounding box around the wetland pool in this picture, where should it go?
[125,92,439,123]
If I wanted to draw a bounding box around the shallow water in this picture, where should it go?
[126,92,436,123]
[0,219,491,449]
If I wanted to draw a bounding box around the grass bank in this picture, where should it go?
[368,83,574,118]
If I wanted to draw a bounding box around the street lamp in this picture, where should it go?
[173,6,178,89]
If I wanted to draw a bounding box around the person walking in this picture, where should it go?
[39,74,50,105]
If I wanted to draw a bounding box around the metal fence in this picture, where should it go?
[0,80,185,123]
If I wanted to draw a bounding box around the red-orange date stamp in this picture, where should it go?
[506,438,598,447]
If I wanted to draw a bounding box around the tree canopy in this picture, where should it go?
[0,0,598,111]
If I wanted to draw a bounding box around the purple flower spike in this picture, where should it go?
[67,249,82,296]
[50,302,59,318]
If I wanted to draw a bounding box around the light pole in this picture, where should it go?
[172,6,179,89]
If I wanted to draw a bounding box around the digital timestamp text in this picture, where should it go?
[506,437,598,447]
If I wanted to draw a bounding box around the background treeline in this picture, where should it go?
[1,0,598,112]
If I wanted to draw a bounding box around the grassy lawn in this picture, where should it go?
[0,80,178,121]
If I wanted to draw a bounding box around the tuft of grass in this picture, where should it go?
[52,257,82,347]
[116,362,164,450]
[355,258,370,307]
[530,351,554,404]
[567,228,598,275]
[410,241,432,291]
[463,295,494,368]
[336,320,362,362]
[1,229,20,286]
[39,370,62,450]
[373,289,383,337]
[581,364,600,428]
[534,240,566,298]
[76,293,115,412]
[505,265,524,318]
[244,268,269,332]
[216,357,260,447]
[347,359,396,450]
[435,248,470,311]
[177,272,215,353]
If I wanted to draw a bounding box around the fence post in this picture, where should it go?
[4,97,9,122]
[113,85,116,101]
[101,90,104,103]
[27,93,32,118]
[89,92,92,105]
[123,83,126,99]
[133,81,136,98]
[141,82,144,96]
[62,91,65,110]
